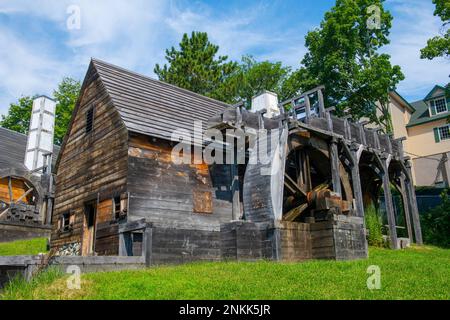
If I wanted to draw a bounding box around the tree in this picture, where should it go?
[154,32,238,101]
[0,96,34,135]
[0,77,81,145]
[421,191,450,248]
[222,56,291,106]
[298,0,404,132]
[53,77,81,145]
[421,0,450,60]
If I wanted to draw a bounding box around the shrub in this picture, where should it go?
[365,205,384,247]
[421,191,450,248]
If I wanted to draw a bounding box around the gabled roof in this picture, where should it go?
[423,85,446,101]
[407,85,450,128]
[0,127,60,171]
[91,59,230,142]
[390,90,416,113]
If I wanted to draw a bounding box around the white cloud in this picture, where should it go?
[385,0,449,101]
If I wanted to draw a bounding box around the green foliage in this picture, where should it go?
[421,0,450,60]
[421,191,450,248]
[0,238,48,256]
[2,247,449,300]
[154,32,238,101]
[221,55,291,106]
[298,0,404,132]
[0,96,34,135]
[53,77,81,145]
[0,78,81,145]
[365,205,384,247]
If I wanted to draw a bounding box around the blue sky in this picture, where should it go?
[0,0,448,116]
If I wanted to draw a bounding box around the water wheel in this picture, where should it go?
[0,168,44,221]
[243,126,354,223]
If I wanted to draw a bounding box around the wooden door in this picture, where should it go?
[82,202,97,256]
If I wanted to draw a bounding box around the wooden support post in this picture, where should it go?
[350,144,364,218]
[359,124,367,145]
[381,155,399,249]
[142,226,153,267]
[317,89,326,117]
[119,232,132,256]
[325,111,333,132]
[404,161,423,245]
[329,138,342,196]
[231,143,241,220]
[399,174,413,242]
[304,94,311,124]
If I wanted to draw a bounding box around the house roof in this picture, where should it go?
[390,91,416,113]
[406,86,449,128]
[0,127,60,171]
[91,59,231,142]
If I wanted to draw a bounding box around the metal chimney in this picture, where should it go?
[24,96,56,172]
[251,91,280,118]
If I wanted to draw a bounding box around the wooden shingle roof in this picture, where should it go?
[91,59,230,142]
[0,127,60,171]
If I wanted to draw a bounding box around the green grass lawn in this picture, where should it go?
[1,246,449,300]
[0,238,48,256]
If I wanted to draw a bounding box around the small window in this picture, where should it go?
[438,125,450,141]
[59,212,74,233]
[85,107,94,134]
[114,196,121,220]
[431,98,448,115]
[435,125,450,142]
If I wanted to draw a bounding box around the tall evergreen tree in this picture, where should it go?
[154,32,237,101]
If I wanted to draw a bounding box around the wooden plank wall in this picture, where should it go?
[95,199,119,256]
[127,134,233,231]
[51,75,129,250]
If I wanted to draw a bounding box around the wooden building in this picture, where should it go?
[0,127,59,242]
[51,59,422,261]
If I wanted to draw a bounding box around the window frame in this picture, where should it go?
[437,124,450,141]
[59,211,74,233]
[430,97,448,115]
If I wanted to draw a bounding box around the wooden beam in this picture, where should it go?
[8,177,13,203]
[0,208,9,219]
[404,162,423,245]
[329,138,342,196]
[317,89,326,117]
[398,175,413,242]
[304,94,311,124]
[381,158,399,249]
[284,173,307,196]
[14,188,34,204]
[284,203,308,222]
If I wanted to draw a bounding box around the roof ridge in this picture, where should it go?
[0,126,27,137]
[91,58,231,107]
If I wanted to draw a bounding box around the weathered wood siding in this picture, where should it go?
[127,134,233,231]
[51,75,129,251]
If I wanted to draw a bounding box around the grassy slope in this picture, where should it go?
[0,238,48,256]
[1,246,449,300]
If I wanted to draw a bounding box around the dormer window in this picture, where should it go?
[430,97,448,116]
